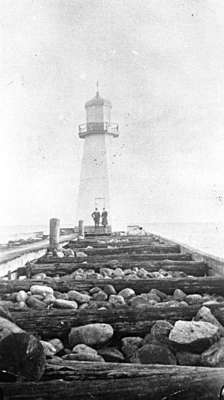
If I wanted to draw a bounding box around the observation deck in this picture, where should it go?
[78,122,119,138]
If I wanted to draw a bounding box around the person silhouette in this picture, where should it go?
[91,208,100,228]
[101,208,108,228]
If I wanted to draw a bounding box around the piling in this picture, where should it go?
[78,220,85,238]
[49,218,60,250]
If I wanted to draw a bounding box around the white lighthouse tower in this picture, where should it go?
[77,84,119,230]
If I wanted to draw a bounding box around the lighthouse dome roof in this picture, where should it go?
[85,92,112,108]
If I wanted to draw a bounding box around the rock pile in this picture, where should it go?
[32,304,224,368]
[1,285,223,312]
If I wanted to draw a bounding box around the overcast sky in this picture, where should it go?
[1,0,224,228]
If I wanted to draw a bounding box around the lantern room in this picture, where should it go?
[78,85,119,138]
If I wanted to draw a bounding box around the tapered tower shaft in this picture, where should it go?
[77,87,119,226]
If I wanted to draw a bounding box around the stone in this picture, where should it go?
[131,343,176,365]
[195,306,224,336]
[169,320,220,353]
[53,291,68,300]
[48,338,64,354]
[79,303,89,310]
[109,295,125,306]
[185,294,203,305]
[149,289,168,301]
[67,290,90,304]
[98,347,125,362]
[72,343,96,353]
[32,273,47,280]
[16,290,28,303]
[43,294,56,305]
[150,320,173,344]
[30,285,54,297]
[176,351,201,366]
[173,289,186,301]
[129,294,149,307]
[54,299,78,309]
[103,284,116,295]
[89,287,101,295]
[100,268,113,277]
[112,268,124,278]
[17,301,27,310]
[92,290,108,302]
[69,323,114,347]
[201,338,224,367]
[63,353,104,362]
[137,268,149,278]
[121,337,143,359]
[40,340,56,357]
[118,288,135,299]
[76,251,87,257]
[26,296,47,309]
[147,293,160,303]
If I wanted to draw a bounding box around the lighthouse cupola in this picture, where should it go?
[79,84,119,138]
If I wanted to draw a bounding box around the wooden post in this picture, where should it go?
[49,218,60,251]
[78,220,84,238]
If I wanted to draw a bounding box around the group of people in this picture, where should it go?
[91,208,108,228]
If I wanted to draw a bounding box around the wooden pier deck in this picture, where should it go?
[1,231,224,399]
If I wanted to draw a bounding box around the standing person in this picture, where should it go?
[91,208,100,228]
[101,208,108,228]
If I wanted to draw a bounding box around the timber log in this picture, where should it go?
[37,253,192,264]
[0,276,224,294]
[1,362,224,399]
[23,260,208,277]
[11,303,224,339]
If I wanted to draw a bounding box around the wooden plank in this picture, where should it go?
[11,303,224,339]
[64,244,181,255]
[1,362,224,399]
[0,276,223,295]
[25,260,208,277]
[36,253,192,264]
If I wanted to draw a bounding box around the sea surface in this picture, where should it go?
[0,225,48,245]
[144,222,224,259]
[0,222,224,258]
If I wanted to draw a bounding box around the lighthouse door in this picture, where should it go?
[95,197,105,210]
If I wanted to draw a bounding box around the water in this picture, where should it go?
[0,225,48,245]
[144,222,224,259]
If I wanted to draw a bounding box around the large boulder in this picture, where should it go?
[98,347,125,362]
[150,320,173,344]
[67,290,90,304]
[40,340,57,357]
[30,285,54,297]
[66,343,104,362]
[109,295,125,306]
[26,296,47,310]
[195,306,224,336]
[129,294,149,307]
[118,288,135,300]
[69,323,114,347]
[173,289,186,301]
[169,320,220,353]
[121,337,143,360]
[131,343,176,365]
[92,290,108,302]
[48,338,64,354]
[54,299,78,309]
[201,338,224,367]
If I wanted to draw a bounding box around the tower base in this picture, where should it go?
[74,225,112,237]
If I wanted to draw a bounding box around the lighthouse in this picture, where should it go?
[77,84,119,229]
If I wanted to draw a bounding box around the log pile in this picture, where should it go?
[2,232,224,399]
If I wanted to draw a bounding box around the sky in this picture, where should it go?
[1,0,224,228]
